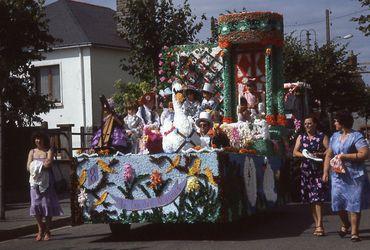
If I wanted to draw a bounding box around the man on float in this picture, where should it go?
[136,92,160,128]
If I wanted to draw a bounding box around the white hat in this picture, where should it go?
[196,111,213,127]
[202,83,214,94]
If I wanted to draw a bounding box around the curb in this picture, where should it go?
[0,217,71,242]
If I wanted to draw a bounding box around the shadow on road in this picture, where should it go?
[93,203,334,242]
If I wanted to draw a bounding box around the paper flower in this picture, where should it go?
[123,163,135,183]
[78,188,88,207]
[149,170,163,189]
[186,176,200,193]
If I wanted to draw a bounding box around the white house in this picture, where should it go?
[32,0,133,148]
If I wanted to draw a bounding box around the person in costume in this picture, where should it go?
[27,131,63,241]
[90,96,128,152]
[124,102,143,154]
[182,84,201,121]
[196,111,213,148]
[241,78,259,116]
[200,83,218,112]
[136,92,160,128]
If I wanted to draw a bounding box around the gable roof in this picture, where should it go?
[45,0,129,49]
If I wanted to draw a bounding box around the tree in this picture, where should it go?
[0,0,55,126]
[117,0,206,83]
[283,34,367,114]
[351,0,370,36]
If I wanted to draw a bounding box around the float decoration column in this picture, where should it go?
[276,47,286,126]
[220,41,235,123]
[265,46,275,125]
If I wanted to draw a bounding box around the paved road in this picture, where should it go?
[1,202,370,250]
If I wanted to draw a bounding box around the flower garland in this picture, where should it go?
[266,114,277,126]
[218,12,283,24]
[277,114,287,126]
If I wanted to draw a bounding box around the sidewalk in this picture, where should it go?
[0,197,71,242]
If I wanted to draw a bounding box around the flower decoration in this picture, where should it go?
[123,163,135,183]
[175,92,185,103]
[204,167,217,186]
[265,48,272,56]
[186,176,200,193]
[239,148,257,154]
[222,117,233,123]
[293,118,301,132]
[79,169,87,187]
[218,40,231,49]
[188,158,201,176]
[77,188,88,207]
[277,114,287,126]
[149,170,163,189]
[266,114,277,125]
[166,155,181,173]
[98,149,110,156]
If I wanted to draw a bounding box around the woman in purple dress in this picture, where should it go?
[27,132,63,241]
[293,116,329,236]
[323,111,369,242]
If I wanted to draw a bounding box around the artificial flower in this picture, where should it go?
[123,163,135,183]
[186,176,200,193]
[77,188,88,207]
[149,170,163,189]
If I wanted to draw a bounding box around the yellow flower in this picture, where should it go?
[166,155,181,173]
[204,167,217,186]
[188,158,201,176]
[94,192,108,207]
[97,159,115,173]
[78,169,87,187]
[186,176,200,193]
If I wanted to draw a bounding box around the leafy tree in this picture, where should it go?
[351,0,370,36]
[117,0,206,83]
[283,34,366,115]
[0,0,55,126]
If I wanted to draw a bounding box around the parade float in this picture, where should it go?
[71,11,288,234]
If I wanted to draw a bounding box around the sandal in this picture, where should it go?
[43,231,51,241]
[314,226,325,236]
[35,232,43,241]
[351,234,361,242]
[338,225,350,238]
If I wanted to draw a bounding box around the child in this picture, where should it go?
[124,103,143,154]
[200,83,218,112]
[182,84,200,122]
[136,92,160,129]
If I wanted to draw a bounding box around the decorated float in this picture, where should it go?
[71,11,289,234]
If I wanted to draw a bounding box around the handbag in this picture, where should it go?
[52,159,68,194]
[330,155,345,174]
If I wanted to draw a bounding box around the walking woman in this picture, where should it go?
[293,116,329,236]
[323,111,369,242]
[27,131,63,241]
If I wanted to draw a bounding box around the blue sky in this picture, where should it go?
[46,0,369,84]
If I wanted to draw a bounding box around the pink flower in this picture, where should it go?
[123,163,135,183]
[158,69,164,75]
[159,61,164,66]
[163,45,169,50]
[160,76,166,82]
[170,62,176,67]
[158,53,163,58]
[167,79,172,84]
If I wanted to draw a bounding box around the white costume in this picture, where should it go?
[124,114,143,153]
[136,105,160,128]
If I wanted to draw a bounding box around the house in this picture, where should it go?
[32,0,132,148]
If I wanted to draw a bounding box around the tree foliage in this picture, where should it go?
[117,0,206,83]
[351,0,370,36]
[0,0,55,126]
[283,34,367,114]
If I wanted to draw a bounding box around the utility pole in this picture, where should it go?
[325,9,331,44]
[305,31,311,50]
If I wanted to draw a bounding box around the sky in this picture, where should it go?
[45,0,370,84]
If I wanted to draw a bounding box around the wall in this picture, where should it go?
[32,46,93,148]
[90,46,133,126]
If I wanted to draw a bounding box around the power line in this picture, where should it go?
[285,9,367,27]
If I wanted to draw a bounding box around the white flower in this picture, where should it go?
[78,188,88,207]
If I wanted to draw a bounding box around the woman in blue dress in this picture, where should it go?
[293,116,329,236]
[323,111,370,242]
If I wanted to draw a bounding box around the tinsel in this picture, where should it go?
[265,46,273,115]
[275,48,285,115]
[218,20,283,36]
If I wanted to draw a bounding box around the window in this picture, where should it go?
[35,65,61,103]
